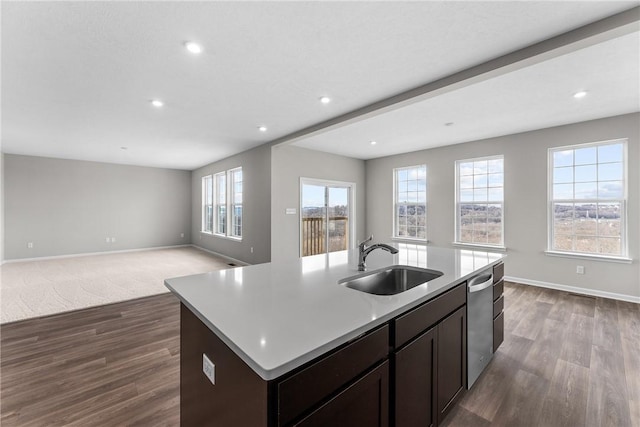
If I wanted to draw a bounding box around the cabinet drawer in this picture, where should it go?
[493,280,504,302]
[493,311,504,352]
[295,360,389,427]
[493,295,504,319]
[493,263,504,283]
[394,284,465,348]
[278,325,389,426]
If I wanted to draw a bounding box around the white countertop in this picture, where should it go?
[165,244,505,380]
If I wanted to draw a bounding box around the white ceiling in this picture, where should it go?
[2,1,638,170]
[294,32,640,159]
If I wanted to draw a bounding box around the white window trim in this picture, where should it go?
[201,175,213,234]
[298,177,357,257]
[452,242,507,252]
[229,167,243,240]
[546,138,628,260]
[454,155,505,248]
[206,168,243,241]
[213,171,227,237]
[392,165,427,241]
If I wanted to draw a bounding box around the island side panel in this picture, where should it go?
[180,303,269,427]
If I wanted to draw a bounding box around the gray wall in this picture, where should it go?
[1,153,4,262]
[271,145,366,263]
[366,113,640,299]
[191,143,271,265]
[4,155,192,260]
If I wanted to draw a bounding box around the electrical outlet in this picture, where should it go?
[106,237,110,243]
[250,247,254,253]
[27,242,33,249]
[180,233,184,238]
[576,266,585,274]
[202,353,215,385]
[111,237,116,243]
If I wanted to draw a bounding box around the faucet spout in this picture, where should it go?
[358,240,399,271]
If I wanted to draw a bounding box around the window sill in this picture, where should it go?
[391,237,429,244]
[544,251,632,264]
[452,242,507,253]
[200,231,243,242]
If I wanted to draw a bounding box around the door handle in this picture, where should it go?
[468,274,493,293]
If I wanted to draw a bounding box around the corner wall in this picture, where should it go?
[4,155,192,260]
[191,143,271,265]
[271,145,366,263]
[365,113,640,300]
[1,153,5,263]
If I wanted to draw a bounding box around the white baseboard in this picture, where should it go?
[505,275,640,304]
[190,244,250,267]
[2,244,193,264]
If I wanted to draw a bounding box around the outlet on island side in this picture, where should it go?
[576,265,585,274]
[27,242,34,249]
[202,353,215,385]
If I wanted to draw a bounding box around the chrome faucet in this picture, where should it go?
[358,235,399,271]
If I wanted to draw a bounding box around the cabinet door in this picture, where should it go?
[294,361,389,427]
[395,327,437,427]
[437,306,467,424]
[494,311,504,352]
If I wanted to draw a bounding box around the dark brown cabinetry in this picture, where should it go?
[180,279,479,427]
[295,361,389,427]
[492,262,505,352]
[437,305,467,423]
[277,325,389,426]
[393,284,467,427]
[395,327,437,427]
[180,303,389,427]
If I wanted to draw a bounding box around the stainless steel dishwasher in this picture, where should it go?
[467,269,494,388]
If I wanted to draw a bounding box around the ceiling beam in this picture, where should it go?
[269,6,639,148]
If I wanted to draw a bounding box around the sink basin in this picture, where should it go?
[339,266,443,295]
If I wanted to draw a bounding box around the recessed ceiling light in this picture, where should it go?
[573,91,588,99]
[445,122,454,126]
[185,42,203,54]
[258,126,267,132]
[370,140,377,145]
[319,96,331,104]
[151,99,164,108]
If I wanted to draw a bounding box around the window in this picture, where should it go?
[229,168,243,238]
[549,139,627,258]
[214,172,226,235]
[393,165,426,240]
[455,156,504,247]
[202,175,213,233]
[201,167,243,240]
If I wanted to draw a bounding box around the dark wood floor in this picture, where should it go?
[1,294,181,426]
[442,282,640,427]
[1,283,638,426]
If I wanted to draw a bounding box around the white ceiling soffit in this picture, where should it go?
[293,31,640,160]
[2,2,638,170]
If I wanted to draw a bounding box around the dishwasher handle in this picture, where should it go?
[468,273,493,293]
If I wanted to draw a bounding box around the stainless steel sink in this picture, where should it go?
[339,266,443,295]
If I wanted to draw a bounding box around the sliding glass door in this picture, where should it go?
[301,179,354,257]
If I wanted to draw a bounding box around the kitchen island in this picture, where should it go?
[165,244,505,426]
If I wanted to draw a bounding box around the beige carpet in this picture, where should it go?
[0,246,232,324]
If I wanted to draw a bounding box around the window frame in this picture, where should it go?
[201,167,243,241]
[213,171,227,236]
[201,175,213,233]
[229,167,243,239]
[392,165,427,241]
[454,155,505,250]
[547,138,629,261]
